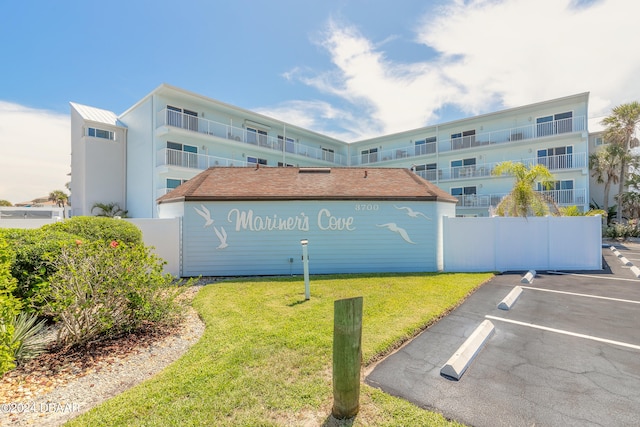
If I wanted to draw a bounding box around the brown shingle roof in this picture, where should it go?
[157,167,458,203]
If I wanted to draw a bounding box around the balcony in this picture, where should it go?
[455,188,587,209]
[157,108,347,165]
[414,152,587,182]
[350,116,586,165]
[156,148,247,170]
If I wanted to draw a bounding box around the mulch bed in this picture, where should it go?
[0,323,179,404]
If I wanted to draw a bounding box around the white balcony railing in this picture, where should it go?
[156,148,247,169]
[455,188,587,209]
[157,109,347,166]
[351,116,586,165]
[414,152,587,182]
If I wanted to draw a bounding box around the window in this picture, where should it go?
[247,127,268,146]
[537,146,573,169]
[451,130,475,149]
[451,186,477,196]
[595,136,606,146]
[361,148,378,164]
[87,127,114,140]
[451,158,476,178]
[536,111,573,136]
[415,136,437,155]
[166,142,198,168]
[166,178,188,189]
[278,135,295,153]
[278,162,295,167]
[322,147,335,162]
[247,156,267,166]
[414,163,437,181]
[166,105,198,131]
[451,186,477,206]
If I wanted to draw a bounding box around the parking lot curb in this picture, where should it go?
[498,286,523,310]
[440,319,495,381]
[521,270,536,284]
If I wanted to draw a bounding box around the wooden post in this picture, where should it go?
[332,296,363,419]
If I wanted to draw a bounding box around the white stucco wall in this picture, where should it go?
[69,107,126,216]
[120,97,155,218]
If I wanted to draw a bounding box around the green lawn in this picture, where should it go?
[67,272,493,426]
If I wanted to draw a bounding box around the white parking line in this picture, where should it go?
[485,315,640,351]
[547,271,640,282]
[519,286,640,305]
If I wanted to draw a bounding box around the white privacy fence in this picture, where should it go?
[443,216,602,272]
[126,218,181,276]
[2,215,602,275]
[0,218,181,276]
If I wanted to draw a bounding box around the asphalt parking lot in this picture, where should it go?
[366,243,640,426]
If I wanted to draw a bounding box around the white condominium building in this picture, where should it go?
[70,84,590,218]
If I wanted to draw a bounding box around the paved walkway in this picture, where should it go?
[366,244,640,426]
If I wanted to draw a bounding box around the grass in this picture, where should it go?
[67,272,493,426]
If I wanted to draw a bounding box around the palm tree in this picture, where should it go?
[601,101,640,221]
[48,190,69,218]
[91,202,128,218]
[589,143,628,214]
[48,190,68,208]
[558,205,606,217]
[492,161,558,217]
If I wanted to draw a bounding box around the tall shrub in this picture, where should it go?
[0,228,77,314]
[0,237,22,375]
[45,240,185,347]
[42,216,142,245]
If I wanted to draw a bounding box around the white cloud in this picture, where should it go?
[417,0,640,116]
[255,99,381,141]
[0,102,70,204]
[277,0,640,140]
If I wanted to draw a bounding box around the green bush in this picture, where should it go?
[45,240,186,347]
[0,237,22,375]
[604,222,640,239]
[42,216,143,245]
[0,228,78,313]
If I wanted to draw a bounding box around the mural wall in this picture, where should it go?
[179,200,450,276]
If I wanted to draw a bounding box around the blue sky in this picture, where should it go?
[1,0,639,203]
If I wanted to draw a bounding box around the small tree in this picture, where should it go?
[91,202,128,218]
[0,200,11,207]
[492,161,558,217]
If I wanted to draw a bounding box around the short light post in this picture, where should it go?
[301,239,310,300]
